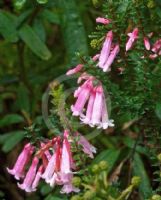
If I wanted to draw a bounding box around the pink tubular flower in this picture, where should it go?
[144,37,150,50]
[18,157,39,192]
[76,133,96,158]
[66,64,83,76]
[126,28,139,51]
[60,131,72,174]
[90,85,104,126]
[152,39,161,53]
[7,143,34,180]
[103,44,120,72]
[41,142,60,183]
[71,80,93,116]
[32,165,44,191]
[73,77,114,129]
[96,17,111,25]
[98,31,113,68]
[98,97,114,129]
[80,88,96,124]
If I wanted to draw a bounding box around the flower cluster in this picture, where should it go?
[7,130,96,193]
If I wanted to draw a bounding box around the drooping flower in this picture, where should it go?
[144,37,151,50]
[98,31,113,68]
[18,157,39,192]
[102,44,120,72]
[152,39,161,53]
[32,165,44,191]
[76,132,96,158]
[71,79,93,116]
[96,17,111,25]
[126,28,139,51]
[7,143,34,180]
[73,77,114,129]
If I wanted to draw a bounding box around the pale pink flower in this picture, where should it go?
[61,183,80,194]
[32,165,44,191]
[144,37,150,50]
[103,44,120,72]
[152,39,161,53]
[96,17,111,25]
[7,143,34,180]
[18,157,39,192]
[98,31,113,68]
[98,97,114,129]
[66,64,83,76]
[126,28,139,51]
[90,85,104,126]
[149,54,158,60]
[60,132,72,174]
[41,144,59,183]
[71,80,93,116]
[76,133,96,158]
[92,54,100,61]
[80,88,96,124]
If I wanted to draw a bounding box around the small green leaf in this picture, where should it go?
[33,19,46,42]
[37,0,48,4]
[155,102,161,120]
[19,24,51,60]
[92,149,121,172]
[1,131,25,152]
[41,9,60,24]
[0,114,24,128]
[14,0,26,10]
[58,0,88,65]
[133,153,152,199]
[0,11,18,42]
[40,184,53,196]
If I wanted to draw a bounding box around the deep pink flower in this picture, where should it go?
[7,143,34,180]
[71,80,93,116]
[76,133,96,158]
[18,157,39,192]
[96,17,111,25]
[144,37,150,50]
[98,31,113,68]
[103,44,120,72]
[126,28,139,51]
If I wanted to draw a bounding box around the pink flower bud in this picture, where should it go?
[98,31,113,68]
[144,37,150,50]
[96,17,111,25]
[126,28,139,51]
[66,64,83,76]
